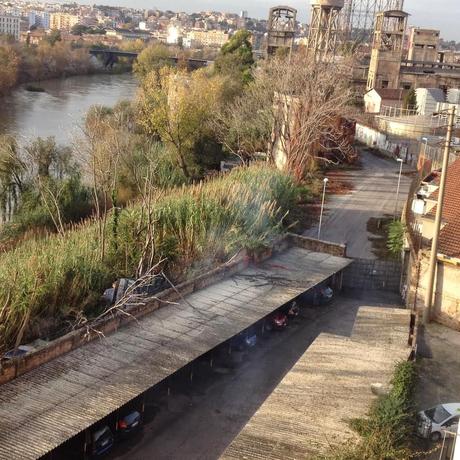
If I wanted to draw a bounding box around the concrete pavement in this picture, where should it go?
[304,150,414,259]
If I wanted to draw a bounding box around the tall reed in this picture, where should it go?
[0,164,299,351]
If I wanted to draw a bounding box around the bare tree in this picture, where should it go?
[214,52,355,180]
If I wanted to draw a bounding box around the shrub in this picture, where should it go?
[325,361,418,460]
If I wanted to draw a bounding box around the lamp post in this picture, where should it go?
[318,177,329,240]
[423,106,457,325]
[394,158,404,220]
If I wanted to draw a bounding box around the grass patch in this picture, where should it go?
[0,164,301,351]
[325,361,418,460]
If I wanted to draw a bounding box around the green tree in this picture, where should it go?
[138,68,227,178]
[214,29,254,84]
[46,29,62,46]
[71,24,89,36]
[133,43,173,78]
[403,88,417,112]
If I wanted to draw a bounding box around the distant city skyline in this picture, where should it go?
[72,0,459,41]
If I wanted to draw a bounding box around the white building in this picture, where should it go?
[0,15,20,40]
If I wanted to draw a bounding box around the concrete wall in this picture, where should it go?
[404,249,460,330]
[355,123,418,163]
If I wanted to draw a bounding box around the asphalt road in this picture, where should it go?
[109,291,403,460]
[304,150,414,259]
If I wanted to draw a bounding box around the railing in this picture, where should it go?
[378,105,460,129]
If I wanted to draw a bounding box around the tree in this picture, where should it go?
[133,43,173,79]
[214,52,354,181]
[214,29,254,84]
[0,45,19,95]
[137,68,227,178]
[403,88,417,112]
[46,29,62,46]
[0,135,25,221]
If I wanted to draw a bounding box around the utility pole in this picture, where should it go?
[423,106,456,325]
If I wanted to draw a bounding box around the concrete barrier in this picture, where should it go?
[287,233,347,257]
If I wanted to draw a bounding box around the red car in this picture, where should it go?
[266,312,288,331]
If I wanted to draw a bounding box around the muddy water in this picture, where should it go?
[0,73,138,146]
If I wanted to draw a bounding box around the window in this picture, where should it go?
[442,415,459,428]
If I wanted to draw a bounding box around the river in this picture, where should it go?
[0,73,138,146]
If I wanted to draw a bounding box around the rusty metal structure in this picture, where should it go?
[266,5,297,56]
[341,0,404,42]
[307,0,344,60]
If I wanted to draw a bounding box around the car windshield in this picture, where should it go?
[123,411,140,425]
[94,426,112,443]
[425,406,451,424]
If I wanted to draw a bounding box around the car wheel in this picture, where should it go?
[430,431,441,443]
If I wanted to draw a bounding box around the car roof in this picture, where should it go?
[441,403,460,416]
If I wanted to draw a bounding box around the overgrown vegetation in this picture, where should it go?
[0,164,299,352]
[387,220,406,257]
[0,30,356,352]
[326,361,418,460]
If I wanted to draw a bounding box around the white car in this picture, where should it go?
[417,403,460,442]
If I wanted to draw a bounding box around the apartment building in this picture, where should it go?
[0,14,20,40]
[184,29,229,48]
[50,13,79,31]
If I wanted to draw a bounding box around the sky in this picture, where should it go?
[123,0,459,42]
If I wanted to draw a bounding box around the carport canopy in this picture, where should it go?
[0,246,351,460]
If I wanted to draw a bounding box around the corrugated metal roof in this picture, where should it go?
[221,307,411,460]
[0,247,351,460]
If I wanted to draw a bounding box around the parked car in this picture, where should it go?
[91,425,114,457]
[231,327,257,351]
[417,403,460,441]
[299,284,334,307]
[118,410,142,438]
[265,312,288,331]
[283,301,300,318]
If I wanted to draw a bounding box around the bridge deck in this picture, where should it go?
[0,247,351,460]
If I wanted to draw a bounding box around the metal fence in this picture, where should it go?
[343,258,402,292]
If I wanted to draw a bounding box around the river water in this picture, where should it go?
[0,73,138,146]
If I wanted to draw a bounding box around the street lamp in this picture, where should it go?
[318,177,329,240]
[394,158,404,220]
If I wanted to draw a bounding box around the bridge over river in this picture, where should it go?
[89,49,211,70]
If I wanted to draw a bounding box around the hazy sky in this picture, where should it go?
[112,0,459,41]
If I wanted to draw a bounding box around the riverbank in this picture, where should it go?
[0,40,133,96]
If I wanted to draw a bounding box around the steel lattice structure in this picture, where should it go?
[267,6,297,56]
[341,0,404,41]
[307,0,344,59]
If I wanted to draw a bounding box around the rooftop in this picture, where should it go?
[221,307,411,459]
[0,244,351,460]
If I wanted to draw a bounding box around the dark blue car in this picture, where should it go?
[92,425,114,457]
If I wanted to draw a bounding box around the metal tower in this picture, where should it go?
[266,6,297,56]
[307,0,344,59]
[367,9,408,90]
[341,0,404,42]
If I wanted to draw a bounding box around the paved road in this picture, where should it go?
[109,291,403,460]
[304,150,414,259]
